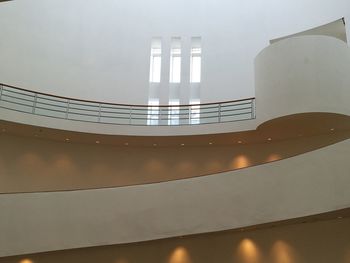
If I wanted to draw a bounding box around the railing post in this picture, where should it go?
[98,103,102,123]
[129,106,132,125]
[159,107,162,125]
[218,103,222,123]
[32,93,38,114]
[66,99,70,119]
[0,84,3,101]
[251,99,256,119]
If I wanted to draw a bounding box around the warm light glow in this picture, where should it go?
[206,160,222,171]
[177,161,196,176]
[169,246,192,263]
[271,240,298,263]
[144,159,165,174]
[19,259,34,263]
[236,239,261,263]
[114,258,128,263]
[231,155,250,169]
[267,154,282,162]
[345,247,350,263]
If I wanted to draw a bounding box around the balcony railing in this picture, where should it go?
[0,83,255,126]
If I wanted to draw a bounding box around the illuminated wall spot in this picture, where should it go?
[114,258,128,263]
[144,159,166,174]
[169,246,192,263]
[236,238,261,263]
[231,155,251,169]
[271,240,298,263]
[344,247,350,263]
[266,154,282,162]
[19,259,34,263]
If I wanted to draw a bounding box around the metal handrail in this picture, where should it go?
[0,83,256,126]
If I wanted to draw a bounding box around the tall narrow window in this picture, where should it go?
[149,39,162,83]
[190,99,200,124]
[147,99,159,125]
[169,38,181,83]
[168,99,180,125]
[190,38,201,83]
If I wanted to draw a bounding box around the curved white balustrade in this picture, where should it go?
[0,139,349,257]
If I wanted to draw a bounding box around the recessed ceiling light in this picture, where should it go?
[237,141,242,144]
[65,138,70,142]
[181,143,185,146]
[267,138,272,141]
[330,128,335,131]
[209,142,213,145]
[95,140,100,144]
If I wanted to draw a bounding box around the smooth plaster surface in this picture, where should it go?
[0,138,349,257]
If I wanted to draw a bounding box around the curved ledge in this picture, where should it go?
[0,138,349,257]
[0,112,349,194]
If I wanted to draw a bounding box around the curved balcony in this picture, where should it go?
[0,83,255,126]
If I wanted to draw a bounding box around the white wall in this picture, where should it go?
[0,0,349,104]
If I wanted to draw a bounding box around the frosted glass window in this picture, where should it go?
[147,99,159,125]
[190,48,201,83]
[190,99,200,124]
[168,100,180,125]
[149,48,162,83]
[170,48,181,83]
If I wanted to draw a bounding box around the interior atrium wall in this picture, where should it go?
[0,0,349,104]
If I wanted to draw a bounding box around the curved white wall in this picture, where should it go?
[255,36,350,125]
[0,138,349,257]
[0,0,349,105]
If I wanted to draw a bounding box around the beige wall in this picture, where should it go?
[1,217,350,263]
[0,130,349,193]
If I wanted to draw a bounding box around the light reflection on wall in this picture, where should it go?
[144,159,166,174]
[231,155,251,169]
[114,258,128,263]
[344,247,350,263]
[169,246,192,263]
[266,154,282,162]
[271,240,298,263]
[236,238,261,263]
[19,259,34,263]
